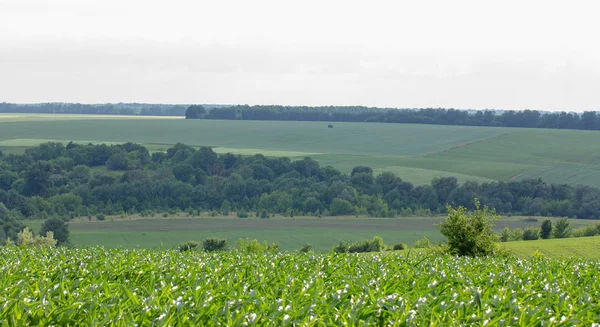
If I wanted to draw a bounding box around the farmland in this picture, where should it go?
[20,215,598,252]
[1,246,599,325]
[2,114,600,187]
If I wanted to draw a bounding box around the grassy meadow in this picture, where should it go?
[3,114,600,187]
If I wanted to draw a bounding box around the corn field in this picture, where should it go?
[1,247,599,326]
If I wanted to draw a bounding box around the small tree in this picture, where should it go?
[553,218,571,239]
[540,219,552,239]
[439,199,498,256]
[40,218,69,245]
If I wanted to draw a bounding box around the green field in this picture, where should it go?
[3,114,600,187]
[2,246,599,325]
[502,236,600,259]
[21,215,598,252]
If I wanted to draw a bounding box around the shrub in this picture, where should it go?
[348,236,386,253]
[299,243,313,253]
[572,225,599,237]
[332,241,350,254]
[510,228,523,241]
[499,227,511,242]
[439,199,498,256]
[96,213,106,221]
[393,243,407,250]
[17,228,57,247]
[522,226,540,240]
[540,219,552,239]
[235,238,278,254]
[413,236,431,249]
[203,238,228,252]
[179,241,200,252]
[237,211,249,218]
[552,218,571,239]
[259,211,269,219]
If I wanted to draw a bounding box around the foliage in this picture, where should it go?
[439,199,498,256]
[178,240,199,252]
[348,236,387,253]
[2,247,600,325]
[299,243,313,253]
[96,213,106,221]
[40,218,69,245]
[236,210,249,218]
[332,241,350,254]
[16,227,57,247]
[235,238,279,254]
[203,238,228,252]
[552,218,571,239]
[522,226,540,240]
[413,236,432,249]
[393,243,407,250]
[3,140,600,222]
[540,219,552,239]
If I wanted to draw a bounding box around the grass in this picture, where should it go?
[3,115,600,187]
[502,236,600,259]
[1,246,599,325]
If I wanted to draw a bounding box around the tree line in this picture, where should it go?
[187,105,600,131]
[0,102,191,116]
[2,142,600,242]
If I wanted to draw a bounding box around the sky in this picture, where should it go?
[1,0,599,111]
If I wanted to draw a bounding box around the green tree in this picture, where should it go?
[552,218,571,239]
[40,218,70,245]
[185,105,206,119]
[540,219,552,239]
[329,198,354,216]
[439,199,498,256]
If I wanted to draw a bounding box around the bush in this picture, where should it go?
[299,243,313,253]
[499,227,510,242]
[179,241,200,252]
[393,243,407,250]
[96,213,106,221]
[540,219,552,239]
[510,228,523,241]
[203,238,228,252]
[553,218,571,239]
[259,211,269,219]
[522,226,540,240]
[332,241,350,254]
[572,225,599,237]
[17,228,57,247]
[237,210,249,218]
[348,236,386,253]
[439,199,498,256]
[413,236,431,249]
[235,238,279,254]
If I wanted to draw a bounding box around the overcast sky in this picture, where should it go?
[1,0,599,111]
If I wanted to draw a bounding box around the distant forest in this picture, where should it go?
[3,102,599,130]
[187,105,600,131]
[0,102,228,116]
[2,141,600,241]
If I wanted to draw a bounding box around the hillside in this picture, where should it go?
[2,115,600,187]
